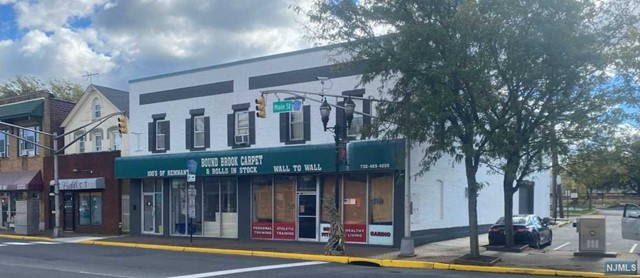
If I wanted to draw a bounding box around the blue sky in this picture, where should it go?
[0,0,313,90]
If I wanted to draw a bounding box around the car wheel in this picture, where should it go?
[530,234,541,249]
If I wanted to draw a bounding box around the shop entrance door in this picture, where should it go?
[0,196,8,229]
[143,193,156,233]
[63,192,74,231]
[297,192,317,240]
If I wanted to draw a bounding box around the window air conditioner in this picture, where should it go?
[235,135,249,145]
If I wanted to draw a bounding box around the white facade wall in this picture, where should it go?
[128,47,551,233]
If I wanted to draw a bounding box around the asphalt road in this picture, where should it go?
[0,239,554,278]
[544,209,639,255]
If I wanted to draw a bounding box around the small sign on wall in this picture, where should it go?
[251,222,273,239]
[344,223,367,243]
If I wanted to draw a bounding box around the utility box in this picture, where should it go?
[14,200,39,235]
[574,215,616,257]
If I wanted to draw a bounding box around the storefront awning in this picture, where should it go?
[0,170,43,191]
[115,139,404,179]
[49,177,105,190]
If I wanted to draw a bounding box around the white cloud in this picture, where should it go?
[14,0,109,31]
[1,0,315,90]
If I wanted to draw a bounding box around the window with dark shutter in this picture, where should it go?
[228,103,254,148]
[280,104,310,145]
[186,108,209,151]
[150,113,168,153]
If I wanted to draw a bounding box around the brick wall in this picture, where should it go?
[43,151,122,234]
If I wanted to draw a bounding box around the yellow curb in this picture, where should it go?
[379,259,434,269]
[0,234,54,241]
[433,262,451,270]
[135,243,185,252]
[252,251,334,262]
[554,270,605,277]
[347,257,384,266]
[500,267,557,276]
[80,240,140,248]
[183,247,254,256]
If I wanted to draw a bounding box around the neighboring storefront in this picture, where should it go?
[43,151,123,234]
[116,139,405,246]
[0,170,43,230]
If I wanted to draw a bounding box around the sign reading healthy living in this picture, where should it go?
[273,100,302,113]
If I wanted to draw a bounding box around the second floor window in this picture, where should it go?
[0,131,7,158]
[94,131,103,152]
[289,110,303,141]
[235,111,249,145]
[76,133,86,153]
[194,116,205,148]
[19,126,38,156]
[347,98,363,137]
[156,120,169,151]
[111,130,121,151]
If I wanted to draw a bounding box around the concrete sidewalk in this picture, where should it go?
[0,223,636,278]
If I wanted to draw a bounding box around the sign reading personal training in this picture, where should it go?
[115,140,404,179]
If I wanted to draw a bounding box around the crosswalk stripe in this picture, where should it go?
[4,242,33,245]
[32,241,60,244]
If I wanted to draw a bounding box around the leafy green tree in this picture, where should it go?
[298,0,501,258]
[476,0,635,248]
[298,0,639,255]
[0,75,84,102]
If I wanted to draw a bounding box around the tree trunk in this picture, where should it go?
[587,188,593,210]
[465,156,480,257]
[558,182,565,218]
[503,174,516,248]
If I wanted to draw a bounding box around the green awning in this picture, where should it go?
[0,99,44,121]
[115,139,404,179]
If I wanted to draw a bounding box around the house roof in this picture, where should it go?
[0,98,44,121]
[92,85,129,113]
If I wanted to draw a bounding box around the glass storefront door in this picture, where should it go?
[143,194,155,233]
[142,179,163,234]
[0,196,8,229]
[297,192,317,240]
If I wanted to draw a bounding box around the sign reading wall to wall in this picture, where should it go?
[115,139,404,179]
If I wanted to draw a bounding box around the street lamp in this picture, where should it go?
[320,96,355,255]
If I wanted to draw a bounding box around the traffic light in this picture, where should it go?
[255,95,266,118]
[117,115,128,134]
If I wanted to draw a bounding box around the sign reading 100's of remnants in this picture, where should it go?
[273,100,302,113]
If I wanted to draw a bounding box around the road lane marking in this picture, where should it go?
[166,261,328,278]
[32,241,61,245]
[630,244,638,254]
[4,242,32,245]
[553,242,570,251]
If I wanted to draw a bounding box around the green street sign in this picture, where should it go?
[273,100,303,113]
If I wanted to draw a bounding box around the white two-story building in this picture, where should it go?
[115,46,550,246]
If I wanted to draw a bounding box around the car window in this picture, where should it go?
[495,216,528,225]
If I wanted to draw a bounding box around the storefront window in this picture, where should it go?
[251,176,273,239]
[369,173,393,225]
[368,172,394,245]
[274,176,295,240]
[320,175,340,224]
[79,192,102,225]
[343,173,367,242]
[202,177,238,238]
[170,179,203,236]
